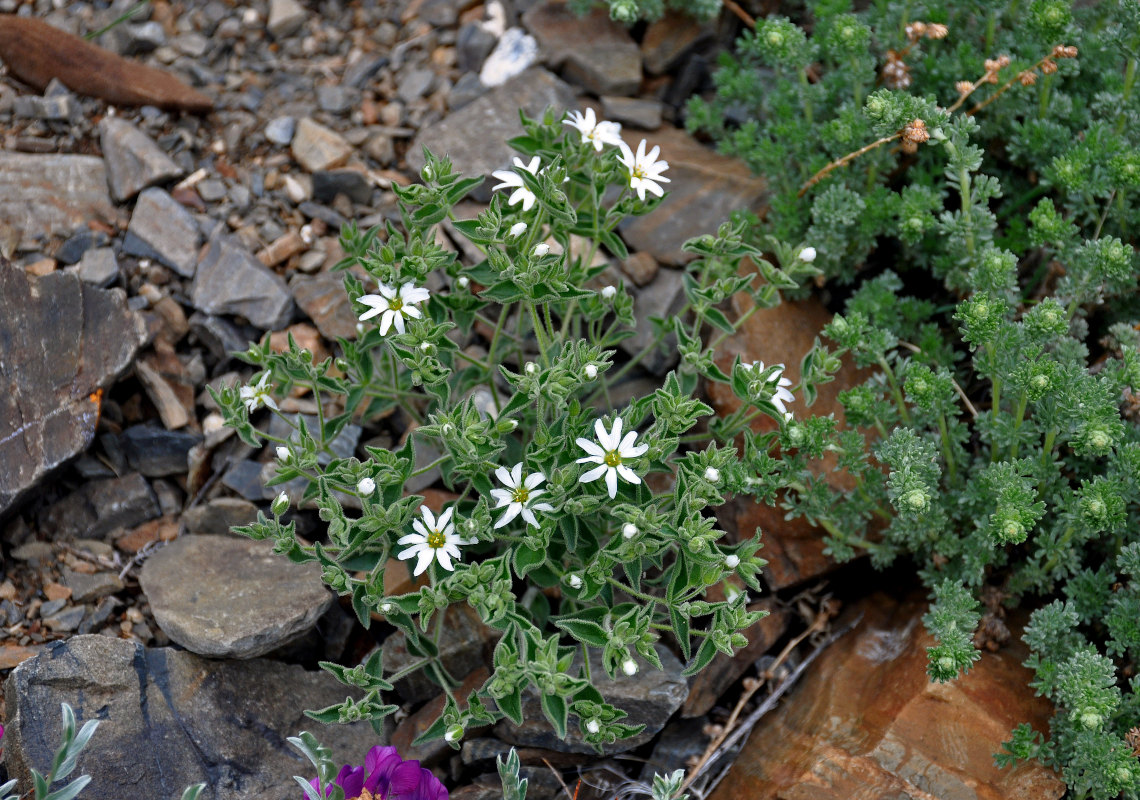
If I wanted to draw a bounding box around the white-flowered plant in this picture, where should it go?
[213,108,825,754]
[240,371,277,412]
[563,108,624,152]
[742,361,796,420]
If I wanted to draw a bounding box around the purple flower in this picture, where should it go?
[306,746,447,800]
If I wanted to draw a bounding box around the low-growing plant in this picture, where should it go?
[213,110,823,750]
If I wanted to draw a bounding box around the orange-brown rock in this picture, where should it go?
[0,16,213,113]
[710,594,1064,800]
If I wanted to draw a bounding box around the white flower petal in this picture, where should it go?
[413,548,434,576]
[494,503,522,529]
[616,465,641,485]
[436,548,454,571]
[438,506,455,529]
[580,464,609,484]
[604,468,619,498]
[398,532,426,545]
[511,462,523,485]
[495,466,514,487]
[576,438,605,457]
[524,472,545,490]
[398,543,424,561]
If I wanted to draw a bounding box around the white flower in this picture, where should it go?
[584,364,598,380]
[240,372,278,413]
[508,221,528,238]
[621,658,638,676]
[490,463,554,529]
[799,246,817,262]
[704,466,720,482]
[567,574,583,589]
[725,554,740,569]
[457,275,470,288]
[563,108,624,152]
[576,416,649,499]
[276,446,291,461]
[622,523,638,539]
[357,477,376,495]
[585,718,601,734]
[743,361,796,420]
[357,282,430,336]
[491,156,541,211]
[533,243,550,257]
[397,506,469,576]
[600,285,617,300]
[617,139,670,202]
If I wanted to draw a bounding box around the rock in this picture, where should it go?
[76,247,119,287]
[312,170,373,205]
[449,72,487,110]
[620,250,658,286]
[619,127,767,265]
[134,357,192,431]
[601,96,662,130]
[88,473,162,538]
[42,605,86,633]
[139,534,334,658]
[638,717,710,782]
[13,92,77,122]
[3,635,379,799]
[196,179,227,202]
[392,667,490,766]
[221,459,272,502]
[114,515,179,552]
[318,84,358,114]
[641,12,712,75]
[56,229,110,266]
[0,263,146,515]
[522,5,641,96]
[181,497,258,535]
[267,0,308,38]
[265,115,296,145]
[457,22,497,73]
[117,20,165,55]
[10,542,53,563]
[0,645,40,671]
[290,270,359,341]
[710,595,1065,800]
[497,642,688,754]
[191,232,294,330]
[292,118,354,173]
[398,68,437,103]
[343,53,388,89]
[0,153,116,252]
[100,117,184,203]
[121,424,201,477]
[0,17,213,112]
[188,312,251,363]
[617,266,685,375]
[682,599,788,717]
[479,28,538,88]
[408,68,575,202]
[61,569,123,603]
[383,604,499,704]
[122,188,201,277]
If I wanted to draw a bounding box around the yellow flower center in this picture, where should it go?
[631,166,646,180]
[359,791,376,800]
[604,450,622,467]
[389,297,404,311]
[512,486,530,503]
[426,530,446,548]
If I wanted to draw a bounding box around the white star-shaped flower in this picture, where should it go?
[576,416,648,499]
[357,281,430,336]
[490,463,554,529]
[240,372,277,413]
[491,156,541,211]
[397,506,469,576]
[617,139,670,202]
[563,108,624,152]
[743,361,795,420]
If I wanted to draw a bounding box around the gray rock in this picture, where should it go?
[56,229,110,266]
[188,312,250,363]
[618,267,684,375]
[99,117,184,202]
[122,188,201,277]
[638,717,709,781]
[292,117,353,172]
[0,153,117,252]
[191,232,294,330]
[343,54,388,89]
[39,599,67,618]
[120,20,166,54]
[267,0,307,38]
[290,270,359,340]
[0,264,146,515]
[121,424,202,477]
[42,605,85,633]
[76,248,119,287]
[221,459,269,502]
[449,71,487,110]
[196,178,227,202]
[457,22,497,73]
[10,542,53,563]
[496,643,688,754]
[13,93,77,122]
[522,4,641,96]
[265,115,296,145]
[601,96,662,131]
[317,84,358,114]
[181,497,258,535]
[139,534,334,658]
[90,472,162,537]
[408,68,575,202]
[479,28,538,88]
[3,635,379,799]
[398,68,437,103]
[61,569,123,603]
[312,170,373,205]
[641,12,712,75]
[383,605,498,703]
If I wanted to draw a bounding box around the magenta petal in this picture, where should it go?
[365,745,400,773]
[305,776,327,800]
[336,765,366,799]
[384,760,426,799]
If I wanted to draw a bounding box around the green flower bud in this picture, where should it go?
[1079,710,1101,730]
[902,489,930,513]
[271,491,290,516]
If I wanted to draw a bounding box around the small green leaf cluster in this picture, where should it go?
[216,110,818,751]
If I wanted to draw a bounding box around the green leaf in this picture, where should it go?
[512,544,547,579]
[670,606,692,661]
[411,712,450,746]
[497,687,524,725]
[683,636,719,676]
[540,693,569,739]
[43,776,91,800]
[554,618,610,648]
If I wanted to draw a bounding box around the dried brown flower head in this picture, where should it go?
[883,52,912,89]
[1053,44,1078,58]
[1127,726,1140,757]
[927,23,948,39]
[1019,70,1038,86]
[983,58,1003,83]
[901,118,929,153]
[955,80,974,96]
[905,21,927,41]
[1041,58,1058,74]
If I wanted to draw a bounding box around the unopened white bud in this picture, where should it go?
[533,243,550,257]
[585,719,601,734]
[457,275,470,288]
[380,602,395,614]
[420,341,433,352]
[525,362,537,375]
[600,285,617,300]
[704,466,721,482]
[584,364,598,379]
[725,554,740,569]
[622,523,638,539]
[568,574,583,589]
[276,446,291,461]
[621,658,638,676]
[271,491,290,516]
[798,246,817,262]
[508,222,528,238]
[357,477,376,495]
[444,724,464,743]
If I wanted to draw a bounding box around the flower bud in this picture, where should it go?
[496,418,518,433]
[585,719,601,734]
[357,477,376,495]
[567,574,583,589]
[584,364,598,380]
[622,523,638,539]
[621,658,638,676]
[704,466,721,482]
[380,602,395,615]
[533,243,550,257]
[271,491,290,516]
[1079,711,1101,730]
[725,554,741,569]
[798,246,817,262]
[902,489,930,513]
[525,362,537,375]
[444,724,464,743]
[421,164,436,182]
[457,275,470,288]
[600,285,617,300]
[276,446,291,461]
[508,222,528,238]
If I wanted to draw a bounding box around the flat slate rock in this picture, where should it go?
[0,152,117,252]
[408,68,576,202]
[522,4,641,96]
[123,187,201,277]
[139,534,333,658]
[191,232,294,330]
[0,262,146,515]
[3,635,378,800]
[618,126,768,265]
[99,117,185,202]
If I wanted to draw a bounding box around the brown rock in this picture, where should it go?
[618,127,767,265]
[392,667,490,765]
[621,250,658,287]
[114,515,179,552]
[0,153,117,253]
[270,322,328,363]
[710,594,1065,800]
[682,599,788,717]
[257,231,307,267]
[0,644,41,671]
[641,12,712,75]
[24,258,56,276]
[292,118,353,172]
[0,16,212,112]
[135,356,191,430]
[290,270,358,341]
[42,583,71,602]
